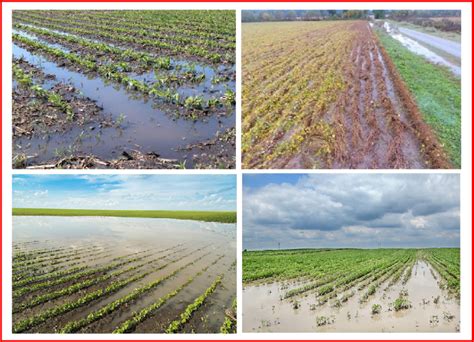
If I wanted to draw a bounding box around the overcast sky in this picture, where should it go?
[243,174,460,250]
[13,175,236,211]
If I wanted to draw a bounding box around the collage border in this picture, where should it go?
[1,1,472,342]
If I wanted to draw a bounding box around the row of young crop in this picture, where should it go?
[13,34,235,115]
[13,246,210,333]
[13,248,112,278]
[13,248,187,313]
[13,62,74,120]
[13,245,74,262]
[423,249,460,297]
[13,244,108,269]
[18,12,236,51]
[13,246,181,295]
[12,247,158,288]
[243,249,415,284]
[13,244,100,264]
[22,10,235,40]
[13,24,229,89]
[59,251,212,333]
[13,12,233,64]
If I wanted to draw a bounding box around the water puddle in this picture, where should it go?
[381,22,460,76]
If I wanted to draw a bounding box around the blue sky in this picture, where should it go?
[13,175,236,211]
[243,174,460,250]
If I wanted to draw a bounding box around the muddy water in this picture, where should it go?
[243,261,459,332]
[13,42,235,167]
[381,22,460,76]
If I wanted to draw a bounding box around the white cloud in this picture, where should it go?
[244,174,460,249]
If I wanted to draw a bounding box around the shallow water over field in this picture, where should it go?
[12,37,235,167]
[13,216,235,249]
[13,216,236,333]
[243,261,459,332]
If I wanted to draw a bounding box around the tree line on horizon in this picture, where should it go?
[242,10,461,23]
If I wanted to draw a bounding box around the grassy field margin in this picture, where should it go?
[12,208,236,224]
[375,29,461,167]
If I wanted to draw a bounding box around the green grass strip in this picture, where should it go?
[376,30,461,167]
[13,208,236,223]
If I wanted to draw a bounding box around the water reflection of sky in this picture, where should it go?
[13,216,236,248]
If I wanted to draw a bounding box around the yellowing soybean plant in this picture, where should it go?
[242,21,454,169]
[243,249,460,332]
[12,10,236,169]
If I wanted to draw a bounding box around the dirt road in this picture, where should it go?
[398,27,461,58]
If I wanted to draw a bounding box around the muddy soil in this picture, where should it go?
[243,260,459,332]
[12,216,236,333]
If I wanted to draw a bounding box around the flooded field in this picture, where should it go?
[12,216,236,333]
[12,10,236,169]
[243,249,460,332]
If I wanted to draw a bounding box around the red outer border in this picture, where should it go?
[1,2,472,342]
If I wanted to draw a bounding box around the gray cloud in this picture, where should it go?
[243,174,460,250]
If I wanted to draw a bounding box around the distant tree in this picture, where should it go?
[373,10,385,19]
[343,10,365,19]
[259,12,273,22]
[242,11,256,22]
[286,10,297,21]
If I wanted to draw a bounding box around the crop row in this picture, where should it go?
[166,274,223,333]
[17,10,235,41]
[243,249,416,284]
[113,254,224,333]
[13,251,113,283]
[423,249,460,296]
[13,34,234,112]
[220,297,237,334]
[358,258,412,304]
[13,248,110,275]
[242,21,350,167]
[14,23,217,86]
[13,246,208,333]
[59,251,212,333]
[314,258,404,305]
[13,245,106,269]
[12,247,158,289]
[14,13,231,64]
[17,12,235,51]
[13,245,72,262]
[13,62,73,120]
[69,10,236,37]
[13,249,183,309]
